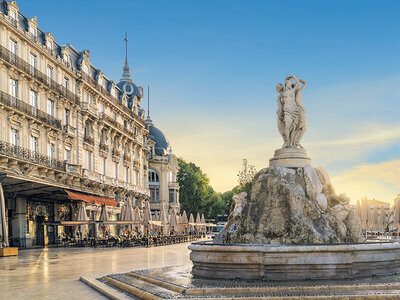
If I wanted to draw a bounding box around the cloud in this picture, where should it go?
[331,160,400,205]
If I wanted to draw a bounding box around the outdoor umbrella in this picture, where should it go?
[75,202,88,237]
[160,204,168,235]
[99,205,109,237]
[121,199,134,233]
[196,212,201,233]
[169,208,178,234]
[143,201,152,232]
[0,182,8,247]
[201,214,206,233]
[181,210,188,234]
[189,213,195,233]
[134,207,142,234]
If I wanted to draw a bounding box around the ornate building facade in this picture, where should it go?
[0,1,152,247]
[146,114,180,216]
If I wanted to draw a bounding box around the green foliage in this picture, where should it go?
[177,158,228,219]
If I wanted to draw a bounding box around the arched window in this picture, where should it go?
[148,169,160,203]
[148,169,159,183]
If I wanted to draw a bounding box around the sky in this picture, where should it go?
[17,0,400,204]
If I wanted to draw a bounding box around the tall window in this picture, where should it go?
[11,129,19,147]
[125,167,130,183]
[65,146,71,163]
[63,54,70,65]
[136,170,139,186]
[102,157,106,176]
[114,162,118,180]
[10,11,16,21]
[48,143,55,159]
[148,169,159,183]
[113,112,117,121]
[47,66,53,79]
[46,40,53,50]
[30,90,37,108]
[64,77,69,90]
[29,26,36,37]
[65,109,70,126]
[47,99,54,117]
[83,65,89,74]
[10,79,18,98]
[88,150,93,171]
[29,53,37,68]
[9,39,17,55]
[169,189,176,203]
[84,122,91,138]
[31,136,38,152]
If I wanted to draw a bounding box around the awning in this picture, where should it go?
[64,190,118,207]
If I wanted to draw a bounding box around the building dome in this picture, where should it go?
[146,117,170,156]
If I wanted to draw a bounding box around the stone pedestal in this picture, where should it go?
[269,147,311,168]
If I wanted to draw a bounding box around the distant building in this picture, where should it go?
[145,114,180,215]
[356,197,391,232]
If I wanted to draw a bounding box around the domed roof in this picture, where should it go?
[146,117,170,156]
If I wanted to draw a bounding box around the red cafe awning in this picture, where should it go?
[64,190,118,207]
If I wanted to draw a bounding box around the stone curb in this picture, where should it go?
[102,276,162,300]
[126,272,185,294]
[79,275,132,300]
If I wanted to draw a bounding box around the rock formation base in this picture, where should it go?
[216,165,364,245]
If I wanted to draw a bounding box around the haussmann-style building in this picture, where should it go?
[0,0,179,247]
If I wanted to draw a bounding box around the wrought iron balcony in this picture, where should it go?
[112,148,121,157]
[0,90,62,130]
[123,153,131,162]
[80,102,98,117]
[99,112,135,139]
[0,44,80,105]
[0,140,66,171]
[62,124,76,136]
[83,136,95,146]
[99,142,109,152]
[80,73,133,117]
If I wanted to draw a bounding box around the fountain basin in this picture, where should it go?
[189,241,400,280]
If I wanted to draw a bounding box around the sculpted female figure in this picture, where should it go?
[276,75,307,148]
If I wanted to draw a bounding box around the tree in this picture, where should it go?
[237,159,257,186]
[177,158,227,219]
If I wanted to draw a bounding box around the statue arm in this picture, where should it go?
[293,76,300,90]
[298,79,307,92]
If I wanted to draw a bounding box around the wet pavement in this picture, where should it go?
[0,243,193,300]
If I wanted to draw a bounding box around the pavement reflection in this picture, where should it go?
[0,242,192,300]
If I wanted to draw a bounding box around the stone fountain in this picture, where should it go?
[189,75,400,280]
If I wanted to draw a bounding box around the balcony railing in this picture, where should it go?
[62,124,76,136]
[83,136,95,146]
[0,140,66,171]
[112,148,120,157]
[80,73,147,126]
[99,112,135,139]
[123,153,131,162]
[0,44,80,105]
[99,143,109,152]
[0,90,62,130]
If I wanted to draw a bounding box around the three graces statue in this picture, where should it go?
[276,75,307,148]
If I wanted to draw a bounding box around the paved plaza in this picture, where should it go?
[0,243,193,299]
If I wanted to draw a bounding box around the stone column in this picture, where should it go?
[11,196,31,247]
